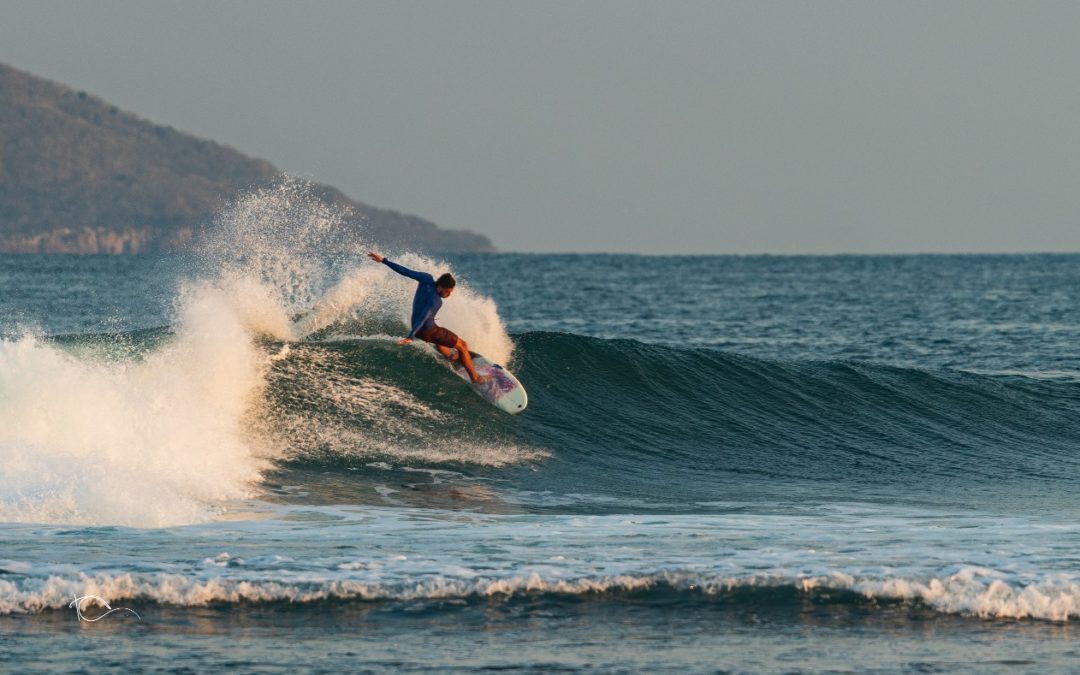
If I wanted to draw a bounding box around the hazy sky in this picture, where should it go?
[3,1,1080,253]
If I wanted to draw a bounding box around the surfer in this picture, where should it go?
[367,252,490,384]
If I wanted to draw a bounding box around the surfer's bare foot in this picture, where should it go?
[472,374,492,384]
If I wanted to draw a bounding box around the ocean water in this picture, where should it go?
[3,193,1080,672]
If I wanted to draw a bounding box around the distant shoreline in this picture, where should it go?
[0,62,493,255]
[3,249,1078,258]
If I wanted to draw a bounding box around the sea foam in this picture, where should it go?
[0,280,277,527]
[4,567,1080,622]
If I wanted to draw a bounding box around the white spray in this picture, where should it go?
[0,178,523,527]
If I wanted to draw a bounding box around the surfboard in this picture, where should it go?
[449,352,528,414]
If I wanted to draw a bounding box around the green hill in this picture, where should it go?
[0,63,493,254]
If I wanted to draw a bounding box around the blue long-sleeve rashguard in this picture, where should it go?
[383,259,442,339]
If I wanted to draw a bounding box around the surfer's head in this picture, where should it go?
[436,273,456,298]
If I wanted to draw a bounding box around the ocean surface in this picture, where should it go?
[3,192,1080,673]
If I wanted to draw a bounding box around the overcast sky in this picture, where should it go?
[3,1,1079,253]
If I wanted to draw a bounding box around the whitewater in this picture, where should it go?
[0,182,520,527]
[4,184,1080,672]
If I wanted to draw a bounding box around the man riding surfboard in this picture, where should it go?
[368,252,490,384]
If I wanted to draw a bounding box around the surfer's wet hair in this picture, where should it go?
[436,273,456,289]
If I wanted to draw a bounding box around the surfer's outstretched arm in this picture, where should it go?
[367,252,434,284]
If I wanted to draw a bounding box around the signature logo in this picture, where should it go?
[69,594,141,622]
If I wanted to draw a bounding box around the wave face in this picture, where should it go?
[501,332,1080,510]
[235,328,1080,517]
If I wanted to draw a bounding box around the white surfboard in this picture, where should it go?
[449,352,528,414]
